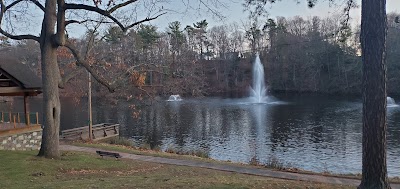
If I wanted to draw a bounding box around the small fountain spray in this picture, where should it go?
[387,97,399,108]
[249,54,268,103]
[387,97,396,105]
[168,95,182,101]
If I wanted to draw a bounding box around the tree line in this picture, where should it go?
[2,13,400,97]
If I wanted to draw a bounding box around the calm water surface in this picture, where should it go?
[9,94,400,176]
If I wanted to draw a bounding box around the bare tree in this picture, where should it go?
[228,22,245,54]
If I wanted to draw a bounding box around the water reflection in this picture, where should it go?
[7,95,400,176]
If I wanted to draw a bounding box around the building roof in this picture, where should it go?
[0,57,42,96]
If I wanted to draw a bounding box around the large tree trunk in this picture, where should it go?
[38,0,61,159]
[358,0,390,188]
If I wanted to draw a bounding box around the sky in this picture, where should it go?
[3,0,400,38]
[147,0,400,33]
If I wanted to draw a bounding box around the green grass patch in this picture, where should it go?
[0,150,354,189]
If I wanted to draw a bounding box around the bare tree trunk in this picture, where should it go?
[38,0,61,159]
[358,0,390,188]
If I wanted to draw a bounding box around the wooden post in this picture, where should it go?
[88,71,93,141]
[8,112,11,123]
[17,113,20,123]
[24,95,29,125]
[36,112,39,125]
[13,115,16,128]
[27,112,30,126]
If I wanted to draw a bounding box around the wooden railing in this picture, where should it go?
[0,112,39,127]
[61,123,119,140]
[92,123,118,139]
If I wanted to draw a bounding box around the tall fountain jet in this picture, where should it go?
[250,54,268,103]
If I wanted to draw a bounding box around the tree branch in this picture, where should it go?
[124,13,166,31]
[65,19,88,26]
[106,63,147,88]
[59,67,84,88]
[138,87,151,98]
[55,0,66,46]
[108,0,138,13]
[84,20,103,58]
[60,23,102,88]
[64,41,116,92]
[65,3,125,29]
[62,40,165,94]
[65,19,113,26]
[61,59,163,92]
[61,0,166,92]
[0,0,40,42]
[5,0,24,10]
[65,2,166,32]
[5,0,44,11]
[108,63,166,89]
[0,28,40,41]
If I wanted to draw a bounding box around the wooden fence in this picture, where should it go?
[0,112,39,128]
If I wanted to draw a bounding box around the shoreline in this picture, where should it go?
[69,140,400,184]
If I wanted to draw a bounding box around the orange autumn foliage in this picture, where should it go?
[130,71,146,87]
[67,62,77,69]
[57,47,73,59]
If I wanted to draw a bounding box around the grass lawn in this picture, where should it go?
[72,142,215,161]
[0,150,354,189]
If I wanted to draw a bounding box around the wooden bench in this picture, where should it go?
[96,150,122,158]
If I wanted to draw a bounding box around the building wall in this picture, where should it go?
[0,130,42,150]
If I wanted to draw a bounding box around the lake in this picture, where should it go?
[8,94,400,176]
